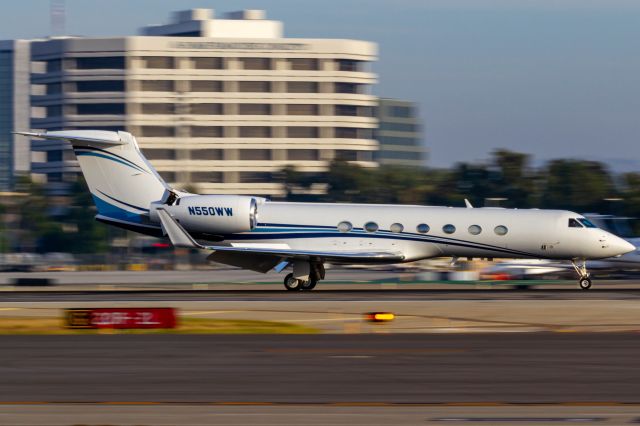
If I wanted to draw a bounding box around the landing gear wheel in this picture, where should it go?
[579,277,592,290]
[283,273,302,291]
[300,276,318,291]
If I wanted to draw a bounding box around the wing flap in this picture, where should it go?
[156,208,405,265]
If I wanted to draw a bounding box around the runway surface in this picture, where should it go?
[4,287,640,302]
[1,333,640,404]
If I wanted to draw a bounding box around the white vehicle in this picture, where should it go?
[18,130,635,291]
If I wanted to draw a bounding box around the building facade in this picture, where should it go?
[374,98,425,167]
[0,40,31,191]
[29,9,378,196]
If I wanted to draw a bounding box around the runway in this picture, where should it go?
[1,333,639,404]
[4,287,640,302]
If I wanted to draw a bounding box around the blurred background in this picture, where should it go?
[0,0,639,276]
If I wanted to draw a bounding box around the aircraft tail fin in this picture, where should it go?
[16,130,169,235]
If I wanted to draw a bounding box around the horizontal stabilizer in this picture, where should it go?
[14,130,126,147]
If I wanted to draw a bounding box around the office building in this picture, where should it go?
[374,98,425,167]
[0,40,31,190]
[29,9,378,196]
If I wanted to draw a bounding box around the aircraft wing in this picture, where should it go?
[156,208,404,272]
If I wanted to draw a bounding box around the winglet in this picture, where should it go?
[156,208,203,249]
[464,199,473,208]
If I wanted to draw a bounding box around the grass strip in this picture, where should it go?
[0,317,319,335]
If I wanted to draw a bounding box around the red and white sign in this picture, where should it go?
[65,308,177,329]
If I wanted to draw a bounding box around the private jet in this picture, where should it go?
[17,130,635,291]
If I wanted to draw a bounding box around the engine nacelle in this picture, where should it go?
[150,195,260,235]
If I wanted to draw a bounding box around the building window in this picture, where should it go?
[239,58,271,70]
[238,81,271,92]
[76,80,124,92]
[378,136,420,148]
[334,150,358,161]
[190,126,222,138]
[335,105,373,117]
[144,149,176,160]
[335,82,363,94]
[76,103,125,115]
[238,172,272,183]
[142,103,175,114]
[144,57,175,69]
[337,59,362,72]
[416,223,430,233]
[191,172,223,182]
[46,105,62,117]
[190,103,223,115]
[140,126,176,137]
[191,149,223,160]
[190,80,222,92]
[335,127,357,139]
[288,150,319,161]
[287,81,318,93]
[141,80,175,92]
[238,104,272,115]
[239,149,272,161]
[286,127,319,138]
[239,127,272,138]
[47,151,63,162]
[387,105,414,118]
[192,57,223,69]
[289,58,319,71]
[159,172,176,182]
[46,83,62,95]
[376,150,421,161]
[76,57,125,70]
[379,122,418,132]
[287,104,318,115]
[46,59,62,73]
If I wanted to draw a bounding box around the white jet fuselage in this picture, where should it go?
[182,200,632,262]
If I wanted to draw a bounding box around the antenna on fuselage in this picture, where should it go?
[464,199,473,208]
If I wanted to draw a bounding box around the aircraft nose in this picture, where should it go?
[609,237,636,257]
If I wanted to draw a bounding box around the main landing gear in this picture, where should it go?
[283,262,325,291]
[571,260,592,290]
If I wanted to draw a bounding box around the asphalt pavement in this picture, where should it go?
[1,333,639,404]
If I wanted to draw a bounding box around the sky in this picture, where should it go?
[1,0,639,171]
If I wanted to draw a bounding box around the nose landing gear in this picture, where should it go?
[571,260,592,290]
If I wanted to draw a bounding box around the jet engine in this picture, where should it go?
[150,195,261,235]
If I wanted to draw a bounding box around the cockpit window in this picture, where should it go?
[568,218,584,228]
[578,218,598,228]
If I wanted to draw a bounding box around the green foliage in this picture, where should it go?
[282,151,635,218]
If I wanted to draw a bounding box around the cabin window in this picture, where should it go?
[416,223,430,233]
[390,223,404,233]
[468,225,482,235]
[568,218,584,228]
[578,218,598,228]
[443,224,456,234]
[494,225,508,236]
[337,221,352,233]
[364,222,379,233]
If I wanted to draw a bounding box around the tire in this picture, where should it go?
[579,277,592,290]
[300,275,318,291]
[284,273,302,291]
